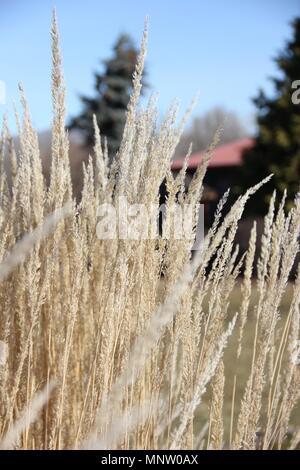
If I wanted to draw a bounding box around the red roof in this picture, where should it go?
[172,138,255,170]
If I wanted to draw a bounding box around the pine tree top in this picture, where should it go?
[240,17,300,215]
[68,33,147,158]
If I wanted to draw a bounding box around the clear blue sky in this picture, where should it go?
[0,0,299,134]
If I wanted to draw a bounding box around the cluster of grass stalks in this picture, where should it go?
[0,13,299,450]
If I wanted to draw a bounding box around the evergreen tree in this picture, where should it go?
[69,34,145,159]
[240,18,300,214]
